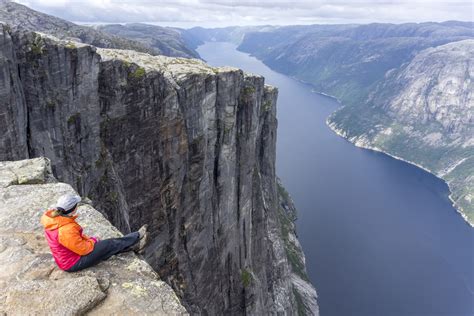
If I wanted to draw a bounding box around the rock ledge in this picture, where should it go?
[0,157,187,315]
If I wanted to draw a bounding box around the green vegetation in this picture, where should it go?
[293,287,307,316]
[67,112,80,124]
[262,100,272,112]
[277,182,310,282]
[129,66,146,79]
[241,269,252,288]
[65,41,76,49]
[242,86,256,96]
[30,34,44,55]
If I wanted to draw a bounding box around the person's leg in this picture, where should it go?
[67,232,139,272]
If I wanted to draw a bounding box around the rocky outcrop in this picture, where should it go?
[0,23,317,314]
[0,157,186,315]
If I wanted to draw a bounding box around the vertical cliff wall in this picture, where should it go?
[0,25,317,314]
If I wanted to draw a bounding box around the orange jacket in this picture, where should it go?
[41,210,96,256]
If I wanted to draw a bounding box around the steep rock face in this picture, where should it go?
[0,25,316,314]
[328,40,474,224]
[0,157,186,315]
[276,179,319,315]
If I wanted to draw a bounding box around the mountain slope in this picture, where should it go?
[96,23,200,59]
[238,23,473,107]
[328,40,474,223]
[0,0,195,58]
[233,22,474,225]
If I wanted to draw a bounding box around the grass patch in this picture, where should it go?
[242,86,256,96]
[67,112,80,124]
[263,100,272,112]
[241,269,252,288]
[129,66,146,79]
[65,41,77,49]
[30,34,44,55]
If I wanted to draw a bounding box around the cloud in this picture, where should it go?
[14,0,473,27]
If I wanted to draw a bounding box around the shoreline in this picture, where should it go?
[326,117,473,228]
[216,42,473,229]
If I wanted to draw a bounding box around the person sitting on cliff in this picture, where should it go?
[40,193,148,272]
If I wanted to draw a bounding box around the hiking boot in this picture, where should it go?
[134,232,148,254]
[132,225,149,254]
[138,224,148,239]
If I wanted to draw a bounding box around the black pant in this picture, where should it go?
[67,232,140,272]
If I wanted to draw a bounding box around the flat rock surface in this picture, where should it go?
[0,158,187,315]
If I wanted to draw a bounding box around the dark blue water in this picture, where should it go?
[197,42,474,316]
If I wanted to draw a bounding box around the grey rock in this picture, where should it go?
[0,156,54,187]
[0,22,317,315]
[277,178,319,315]
[5,277,107,315]
[0,158,187,315]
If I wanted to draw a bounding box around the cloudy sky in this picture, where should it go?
[14,0,473,27]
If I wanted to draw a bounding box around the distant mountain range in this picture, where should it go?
[94,23,200,59]
[0,0,198,58]
[232,22,474,225]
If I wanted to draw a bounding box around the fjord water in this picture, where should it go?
[197,42,474,316]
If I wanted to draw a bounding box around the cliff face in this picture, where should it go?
[0,157,186,315]
[0,25,316,314]
[276,179,318,315]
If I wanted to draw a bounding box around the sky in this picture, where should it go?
[14,0,474,28]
